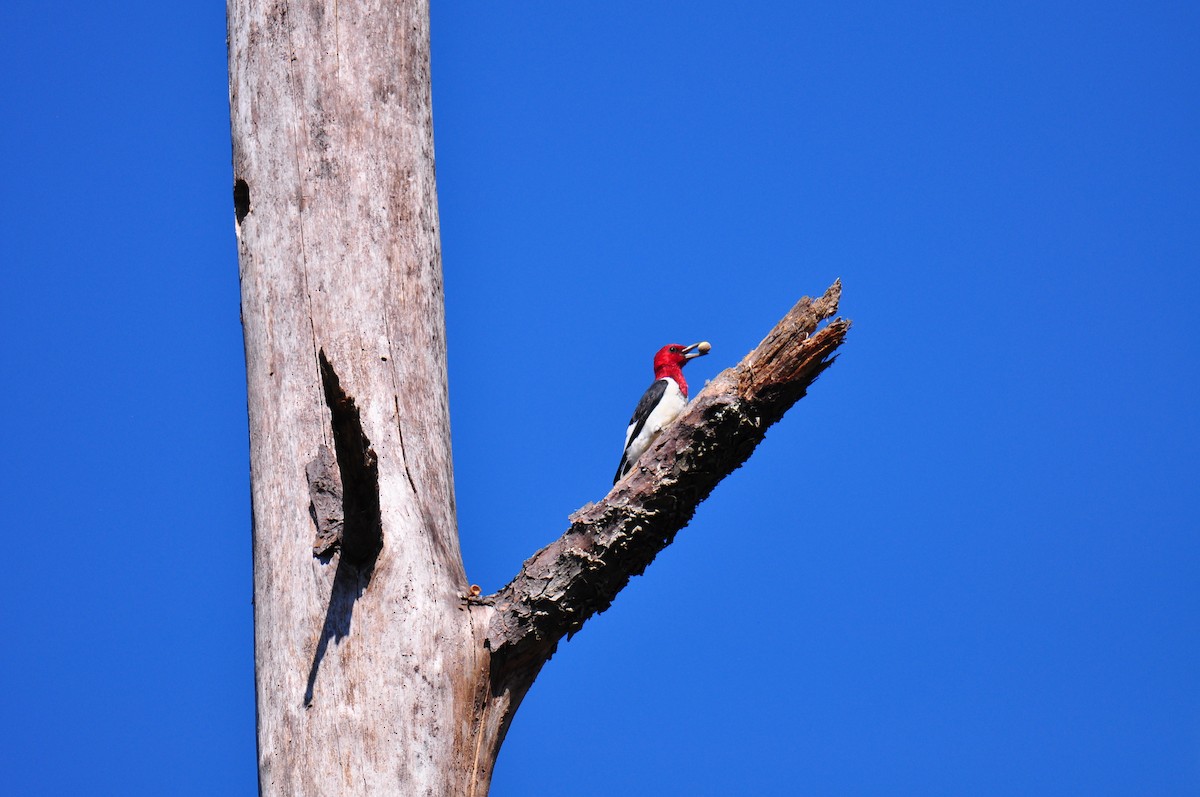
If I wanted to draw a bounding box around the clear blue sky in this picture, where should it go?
[2,1,1197,794]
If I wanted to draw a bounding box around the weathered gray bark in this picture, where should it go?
[229,1,849,794]
[228,0,487,793]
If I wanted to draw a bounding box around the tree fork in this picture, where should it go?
[229,0,849,792]
[463,284,849,794]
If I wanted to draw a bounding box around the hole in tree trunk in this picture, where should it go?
[233,179,250,226]
[318,349,383,567]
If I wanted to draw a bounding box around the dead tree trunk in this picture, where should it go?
[228,1,849,794]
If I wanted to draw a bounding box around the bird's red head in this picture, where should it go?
[652,342,710,397]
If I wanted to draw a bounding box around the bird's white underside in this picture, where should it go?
[622,377,688,468]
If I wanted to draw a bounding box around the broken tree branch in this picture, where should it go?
[484,280,850,682]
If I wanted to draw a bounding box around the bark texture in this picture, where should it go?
[485,284,850,686]
[229,1,849,794]
[229,0,489,793]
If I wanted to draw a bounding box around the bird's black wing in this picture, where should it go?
[613,379,669,483]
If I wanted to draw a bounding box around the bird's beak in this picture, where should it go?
[681,341,711,359]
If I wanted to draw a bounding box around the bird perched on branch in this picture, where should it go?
[613,341,711,484]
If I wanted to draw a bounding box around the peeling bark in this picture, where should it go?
[306,444,342,558]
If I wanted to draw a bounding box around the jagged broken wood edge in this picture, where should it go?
[484,280,850,676]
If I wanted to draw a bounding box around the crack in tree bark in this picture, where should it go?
[301,351,388,708]
[394,396,420,497]
[318,349,383,567]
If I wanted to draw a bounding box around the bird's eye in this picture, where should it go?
[669,346,679,353]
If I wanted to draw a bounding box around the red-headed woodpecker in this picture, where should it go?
[613,341,711,484]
